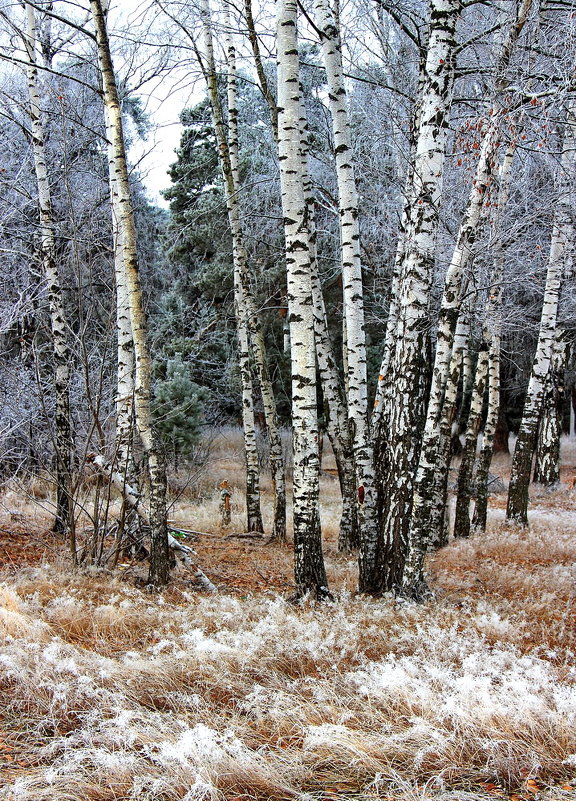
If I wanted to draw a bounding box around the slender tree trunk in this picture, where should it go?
[453,341,490,538]
[297,100,358,550]
[507,102,576,524]
[24,3,75,559]
[276,0,330,598]
[199,0,264,533]
[90,0,169,585]
[314,0,378,559]
[365,0,461,596]
[472,143,516,531]
[201,1,288,538]
[430,311,471,548]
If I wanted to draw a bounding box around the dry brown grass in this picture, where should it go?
[1,432,576,801]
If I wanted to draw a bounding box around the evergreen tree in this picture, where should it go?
[153,353,205,466]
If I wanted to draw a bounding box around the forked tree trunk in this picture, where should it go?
[24,3,75,559]
[366,0,461,597]
[276,0,330,598]
[314,0,378,557]
[90,0,169,585]
[507,102,576,524]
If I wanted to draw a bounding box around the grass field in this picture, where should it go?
[0,430,575,801]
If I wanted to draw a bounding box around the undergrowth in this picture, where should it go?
[1,512,575,801]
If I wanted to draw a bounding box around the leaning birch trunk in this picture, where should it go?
[199,0,264,534]
[453,340,490,538]
[403,0,533,593]
[533,331,566,486]
[90,0,169,586]
[276,0,330,598]
[506,101,576,524]
[366,0,461,596]
[314,0,379,558]
[24,3,75,558]
[472,143,516,532]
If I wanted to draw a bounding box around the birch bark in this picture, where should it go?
[297,100,358,550]
[276,0,330,598]
[366,0,461,596]
[533,333,565,486]
[225,14,287,538]
[507,101,576,524]
[90,0,169,585]
[314,0,378,556]
[453,340,490,538]
[403,0,533,593]
[24,2,75,558]
[472,143,516,532]
[429,311,470,548]
[199,0,263,533]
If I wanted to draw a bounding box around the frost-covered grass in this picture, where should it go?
[1,512,576,801]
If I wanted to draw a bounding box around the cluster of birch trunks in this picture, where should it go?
[17,0,575,597]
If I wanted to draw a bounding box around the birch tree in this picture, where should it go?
[364,0,461,596]
[506,100,576,525]
[402,0,533,593]
[199,0,263,534]
[89,0,169,585]
[22,2,75,556]
[533,331,566,486]
[276,0,330,598]
[472,142,516,532]
[314,0,378,554]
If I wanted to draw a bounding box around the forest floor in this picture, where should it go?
[0,429,575,801]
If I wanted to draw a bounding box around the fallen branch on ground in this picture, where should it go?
[86,454,216,592]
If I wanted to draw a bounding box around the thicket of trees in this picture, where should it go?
[0,0,574,597]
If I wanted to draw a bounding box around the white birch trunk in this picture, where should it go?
[276,0,330,598]
[90,0,169,585]
[314,0,378,557]
[297,100,358,550]
[403,0,533,592]
[199,2,263,533]
[507,101,576,524]
[472,143,516,531]
[533,331,565,486]
[453,340,490,538]
[366,0,461,596]
[224,17,287,538]
[429,311,470,548]
[24,3,75,557]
